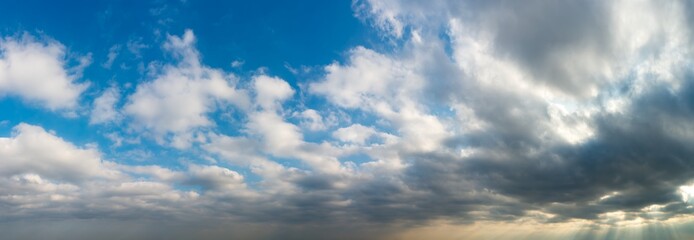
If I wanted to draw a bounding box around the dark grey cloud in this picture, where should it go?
[484,0,614,96]
[367,77,694,223]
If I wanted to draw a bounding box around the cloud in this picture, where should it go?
[123,30,250,148]
[90,86,121,125]
[0,34,89,111]
[0,123,120,182]
[332,124,376,145]
[183,164,247,192]
[0,122,259,223]
[7,1,694,238]
[343,0,694,225]
[298,109,331,131]
[253,74,294,110]
[126,38,148,58]
[311,46,448,152]
[102,44,120,69]
[311,46,419,109]
[478,0,615,97]
[0,123,198,220]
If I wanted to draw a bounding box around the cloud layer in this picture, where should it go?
[3,0,694,239]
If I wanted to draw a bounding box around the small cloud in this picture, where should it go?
[102,44,120,69]
[126,38,148,58]
[231,60,245,68]
[89,86,121,125]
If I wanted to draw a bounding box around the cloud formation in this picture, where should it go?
[344,0,694,225]
[0,34,88,111]
[5,1,694,239]
[123,30,249,148]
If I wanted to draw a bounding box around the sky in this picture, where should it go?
[3,0,694,239]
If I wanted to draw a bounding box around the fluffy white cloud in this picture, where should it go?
[0,34,88,110]
[253,75,294,110]
[0,122,262,221]
[311,46,420,109]
[247,75,348,175]
[298,109,330,131]
[311,46,448,152]
[90,86,121,125]
[333,124,376,145]
[353,0,406,38]
[0,123,120,182]
[247,111,303,155]
[203,133,301,195]
[123,30,249,148]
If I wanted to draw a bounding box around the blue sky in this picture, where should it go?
[5,0,694,239]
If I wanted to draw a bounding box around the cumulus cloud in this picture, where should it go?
[0,123,120,182]
[332,124,376,145]
[0,34,88,111]
[90,86,121,125]
[123,30,249,148]
[0,122,263,223]
[298,109,330,131]
[0,123,197,220]
[246,75,346,174]
[311,46,447,152]
[253,74,294,110]
[311,46,420,109]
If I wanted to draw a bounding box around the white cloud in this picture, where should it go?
[185,164,246,191]
[253,75,294,110]
[243,75,347,175]
[118,164,183,182]
[126,38,148,58]
[353,0,405,38]
[298,109,329,131]
[203,133,302,195]
[123,30,250,148]
[0,123,120,183]
[0,34,89,111]
[247,110,303,155]
[90,87,121,125]
[311,46,419,109]
[246,75,303,155]
[311,46,448,152]
[333,124,377,145]
[231,60,244,68]
[0,122,262,220]
[102,44,120,69]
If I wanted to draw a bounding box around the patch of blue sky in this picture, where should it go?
[340,151,374,166]
[0,98,100,145]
